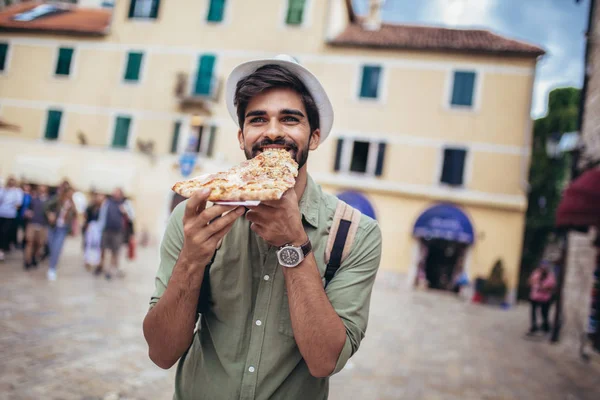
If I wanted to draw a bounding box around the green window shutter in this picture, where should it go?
[375,142,387,177]
[359,65,381,99]
[207,0,226,22]
[55,47,74,76]
[112,116,132,148]
[128,0,136,18]
[206,126,217,157]
[286,0,306,25]
[451,71,476,107]
[194,54,216,96]
[333,138,344,172]
[170,121,181,154]
[44,109,62,140]
[124,52,143,81]
[150,0,160,18]
[0,43,8,71]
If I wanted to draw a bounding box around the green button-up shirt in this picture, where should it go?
[150,176,382,400]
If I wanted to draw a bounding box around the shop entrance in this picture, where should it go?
[423,239,467,291]
[412,203,474,292]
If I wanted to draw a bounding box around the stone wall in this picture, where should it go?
[581,1,600,164]
[562,229,598,353]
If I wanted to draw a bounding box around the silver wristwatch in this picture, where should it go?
[277,238,312,268]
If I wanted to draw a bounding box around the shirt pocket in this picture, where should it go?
[278,290,295,338]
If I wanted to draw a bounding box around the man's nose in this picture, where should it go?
[264,118,283,140]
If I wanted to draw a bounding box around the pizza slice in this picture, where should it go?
[172,149,299,202]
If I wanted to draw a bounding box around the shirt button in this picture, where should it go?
[263,275,270,281]
[255,320,262,326]
[248,366,255,373]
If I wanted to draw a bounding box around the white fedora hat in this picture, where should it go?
[225,54,334,143]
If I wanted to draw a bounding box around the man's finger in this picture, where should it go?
[208,213,243,245]
[245,209,268,225]
[204,207,245,236]
[184,189,211,219]
[198,204,239,226]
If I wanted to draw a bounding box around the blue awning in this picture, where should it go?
[337,191,376,220]
[413,203,474,244]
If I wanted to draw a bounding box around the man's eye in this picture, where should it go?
[250,117,266,123]
[282,116,299,122]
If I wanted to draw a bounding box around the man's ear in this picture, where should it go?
[309,129,321,151]
[237,129,244,150]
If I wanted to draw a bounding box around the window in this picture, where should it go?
[350,141,370,173]
[359,65,382,99]
[191,125,217,157]
[450,71,476,107]
[112,116,132,148]
[170,121,181,154]
[286,0,306,25]
[193,54,216,96]
[55,47,74,76]
[44,109,62,140]
[0,42,8,72]
[206,0,226,22]
[124,51,143,82]
[334,138,386,177]
[128,0,160,19]
[440,148,467,186]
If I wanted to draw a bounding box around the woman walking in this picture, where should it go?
[527,260,557,335]
[45,187,76,281]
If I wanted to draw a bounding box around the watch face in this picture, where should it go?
[280,248,301,266]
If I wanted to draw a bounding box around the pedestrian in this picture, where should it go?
[143,55,383,399]
[45,187,77,281]
[527,260,557,335]
[122,198,136,262]
[23,185,50,269]
[17,183,32,250]
[97,188,128,279]
[83,192,104,271]
[0,177,24,261]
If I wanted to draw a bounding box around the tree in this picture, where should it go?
[518,87,580,299]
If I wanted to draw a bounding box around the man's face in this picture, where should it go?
[39,185,49,196]
[112,189,123,201]
[237,87,320,169]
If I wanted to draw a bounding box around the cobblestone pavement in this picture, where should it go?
[1,238,599,400]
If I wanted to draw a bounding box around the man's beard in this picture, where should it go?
[245,137,310,169]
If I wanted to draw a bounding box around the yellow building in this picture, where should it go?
[0,0,544,301]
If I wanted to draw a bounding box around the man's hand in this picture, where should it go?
[246,189,306,247]
[179,189,245,287]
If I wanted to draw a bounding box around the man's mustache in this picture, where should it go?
[251,138,298,153]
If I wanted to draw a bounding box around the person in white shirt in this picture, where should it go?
[0,177,24,261]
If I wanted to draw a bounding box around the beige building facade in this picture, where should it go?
[0,0,544,301]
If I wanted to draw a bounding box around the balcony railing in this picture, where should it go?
[175,72,221,112]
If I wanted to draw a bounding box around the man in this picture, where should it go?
[17,183,32,250]
[143,55,382,400]
[23,185,50,269]
[0,177,23,261]
[98,188,127,279]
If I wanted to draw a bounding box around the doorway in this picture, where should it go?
[423,239,467,292]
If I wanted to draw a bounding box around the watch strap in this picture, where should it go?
[300,238,312,257]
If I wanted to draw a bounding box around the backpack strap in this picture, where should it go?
[324,201,362,288]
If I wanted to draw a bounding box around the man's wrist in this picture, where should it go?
[286,232,309,247]
[173,256,206,290]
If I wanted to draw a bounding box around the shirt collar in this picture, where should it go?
[299,174,320,229]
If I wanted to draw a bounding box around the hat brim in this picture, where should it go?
[225,58,334,143]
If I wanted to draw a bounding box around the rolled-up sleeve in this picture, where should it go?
[149,201,186,309]
[326,217,382,375]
